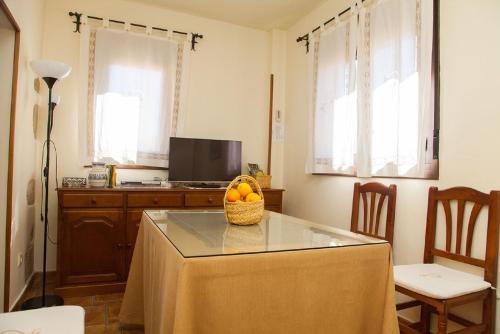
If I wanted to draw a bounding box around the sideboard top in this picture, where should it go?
[57,186,285,193]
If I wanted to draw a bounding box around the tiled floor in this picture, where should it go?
[17,273,144,334]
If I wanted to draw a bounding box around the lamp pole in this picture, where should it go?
[42,77,56,307]
[21,76,64,310]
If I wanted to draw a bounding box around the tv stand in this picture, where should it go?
[56,186,284,296]
[186,183,224,189]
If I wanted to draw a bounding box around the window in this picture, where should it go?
[79,26,189,168]
[308,0,438,178]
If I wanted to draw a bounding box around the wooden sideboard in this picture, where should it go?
[56,186,284,297]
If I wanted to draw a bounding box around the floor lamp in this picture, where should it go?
[21,60,71,310]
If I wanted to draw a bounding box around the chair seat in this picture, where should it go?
[394,263,491,299]
[0,306,84,334]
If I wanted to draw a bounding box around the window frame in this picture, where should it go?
[312,0,440,180]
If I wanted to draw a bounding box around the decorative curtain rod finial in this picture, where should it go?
[297,34,310,54]
[191,33,203,51]
[69,11,82,33]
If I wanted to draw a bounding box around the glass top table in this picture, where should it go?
[145,210,386,258]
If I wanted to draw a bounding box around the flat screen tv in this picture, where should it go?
[168,137,242,183]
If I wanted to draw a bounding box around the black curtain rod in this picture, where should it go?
[296,0,365,53]
[69,11,204,51]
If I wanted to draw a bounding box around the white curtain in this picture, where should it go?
[357,0,434,177]
[79,21,189,167]
[307,0,434,178]
[307,14,358,175]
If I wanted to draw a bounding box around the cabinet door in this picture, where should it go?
[60,210,124,285]
[125,210,143,277]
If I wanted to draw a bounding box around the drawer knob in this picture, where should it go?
[91,198,97,205]
[207,197,213,203]
[153,198,159,204]
[116,243,124,249]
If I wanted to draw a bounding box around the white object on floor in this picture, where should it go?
[0,305,84,334]
[394,263,491,299]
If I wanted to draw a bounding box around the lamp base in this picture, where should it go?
[20,295,64,310]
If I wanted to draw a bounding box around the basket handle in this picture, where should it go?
[223,175,264,207]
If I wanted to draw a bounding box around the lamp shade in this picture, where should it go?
[30,60,72,80]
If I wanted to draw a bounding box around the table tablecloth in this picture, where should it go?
[119,212,398,334]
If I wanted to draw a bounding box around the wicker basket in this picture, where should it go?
[224,175,264,225]
[255,175,271,189]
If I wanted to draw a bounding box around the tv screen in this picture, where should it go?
[168,137,242,182]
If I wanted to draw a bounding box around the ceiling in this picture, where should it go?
[127,0,326,30]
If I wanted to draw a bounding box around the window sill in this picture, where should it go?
[311,160,439,180]
[312,173,439,181]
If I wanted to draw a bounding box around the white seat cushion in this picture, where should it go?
[394,263,491,299]
[0,305,84,334]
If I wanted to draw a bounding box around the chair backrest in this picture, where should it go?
[423,187,500,286]
[350,182,397,245]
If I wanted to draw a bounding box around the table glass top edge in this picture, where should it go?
[144,210,387,258]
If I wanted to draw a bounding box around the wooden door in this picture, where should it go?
[60,210,124,285]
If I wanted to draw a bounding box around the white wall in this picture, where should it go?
[3,0,45,311]
[37,0,272,271]
[269,29,287,188]
[284,0,500,327]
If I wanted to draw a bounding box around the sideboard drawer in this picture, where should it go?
[262,191,283,206]
[62,193,123,208]
[185,192,225,207]
[127,193,184,208]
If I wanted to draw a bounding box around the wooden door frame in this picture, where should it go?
[1,0,20,312]
[267,74,274,175]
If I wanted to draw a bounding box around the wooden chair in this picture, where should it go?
[350,182,397,245]
[395,187,500,334]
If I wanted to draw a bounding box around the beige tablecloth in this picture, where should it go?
[119,213,398,334]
